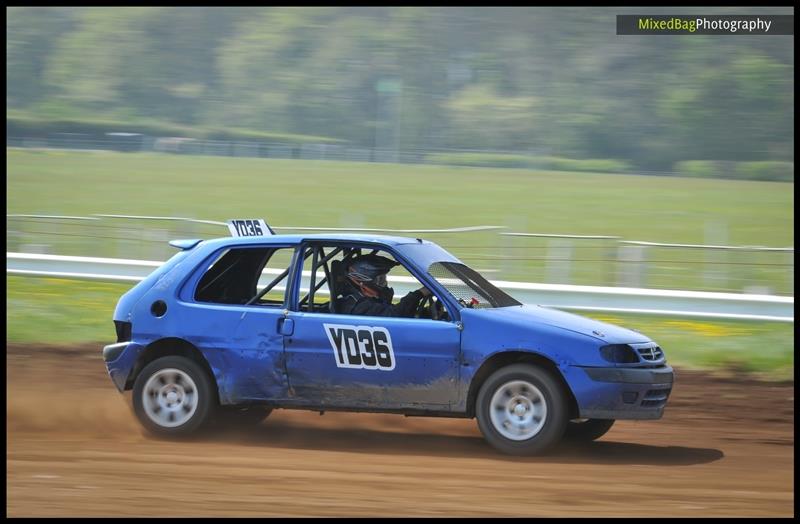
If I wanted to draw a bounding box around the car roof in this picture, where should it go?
[198,233,433,250]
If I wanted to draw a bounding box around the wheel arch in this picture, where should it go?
[125,337,218,396]
[465,350,579,419]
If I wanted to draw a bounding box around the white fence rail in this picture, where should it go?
[7,252,793,322]
[8,214,794,295]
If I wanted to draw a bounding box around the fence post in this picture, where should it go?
[605,238,617,286]
[7,217,19,252]
[546,238,573,284]
[499,233,516,281]
[501,217,527,280]
[703,220,728,290]
[617,244,646,287]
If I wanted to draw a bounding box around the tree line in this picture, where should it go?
[7,7,794,172]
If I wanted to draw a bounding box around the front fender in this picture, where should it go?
[455,308,613,413]
[459,307,608,368]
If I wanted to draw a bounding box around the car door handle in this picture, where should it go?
[278,317,294,336]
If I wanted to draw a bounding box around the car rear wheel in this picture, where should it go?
[132,356,214,436]
[564,418,615,441]
[475,364,568,455]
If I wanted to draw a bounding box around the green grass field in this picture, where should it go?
[6,149,794,293]
[6,276,793,380]
[6,149,794,377]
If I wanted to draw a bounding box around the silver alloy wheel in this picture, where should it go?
[489,379,547,441]
[142,368,199,428]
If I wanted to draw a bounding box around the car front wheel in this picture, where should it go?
[132,356,214,436]
[476,364,569,455]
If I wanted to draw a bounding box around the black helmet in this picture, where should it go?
[346,254,398,299]
[347,254,397,285]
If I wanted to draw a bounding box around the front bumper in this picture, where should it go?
[570,365,674,420]
[102,341,143,392]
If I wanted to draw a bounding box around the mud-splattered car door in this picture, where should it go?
[284,312,462,410]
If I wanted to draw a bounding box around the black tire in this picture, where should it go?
[564,418,615,442]
[213,405,273,428]
[475,364,569,456]
[132,356,215,437]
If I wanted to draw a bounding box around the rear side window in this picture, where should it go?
[194,247,295,306]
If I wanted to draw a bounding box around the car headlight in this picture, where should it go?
[599,344,639,364]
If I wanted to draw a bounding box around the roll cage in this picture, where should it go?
[287,240,461,321]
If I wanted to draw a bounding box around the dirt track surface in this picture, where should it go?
[6,343,794,517]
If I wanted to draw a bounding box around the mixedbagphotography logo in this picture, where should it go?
[617,14,794,35]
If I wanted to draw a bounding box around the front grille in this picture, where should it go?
[641,387,671,408]
[637,345,664,362]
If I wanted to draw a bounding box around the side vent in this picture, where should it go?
[114,320,132,343]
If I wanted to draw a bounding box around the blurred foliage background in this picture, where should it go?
[6,6,794,177]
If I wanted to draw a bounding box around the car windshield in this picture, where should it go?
[427,262,521,309]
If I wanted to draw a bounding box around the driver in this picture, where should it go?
[337,254,432,318]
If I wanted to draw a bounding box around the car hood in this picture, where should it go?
[461,304,652,345]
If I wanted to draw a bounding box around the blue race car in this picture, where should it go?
[103,220,673,455]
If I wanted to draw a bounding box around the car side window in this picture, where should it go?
[428,261,521,309]
[297,244,451,321]
[194,246,295,306]
[297,244,344,314]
